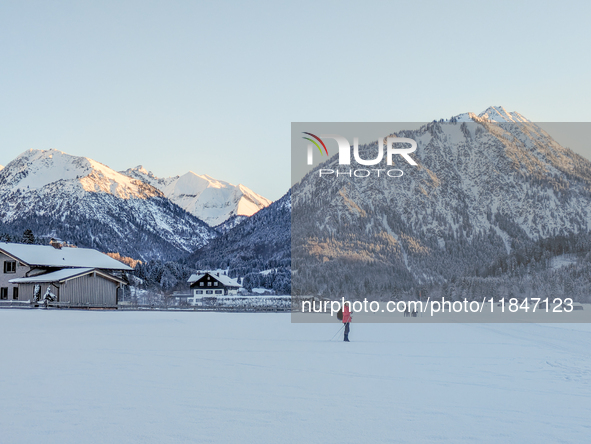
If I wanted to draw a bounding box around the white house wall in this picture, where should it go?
[0,252,28,300]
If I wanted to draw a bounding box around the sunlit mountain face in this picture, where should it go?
[0,149,217,260]
[122,166,271,227]
[291,108,591,298]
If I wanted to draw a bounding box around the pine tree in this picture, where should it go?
[22,229,36,244]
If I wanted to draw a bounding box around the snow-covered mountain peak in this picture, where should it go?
[169,172,215,196]
[0,150,217,259]
[477,106,530,123]
[0,149,159,200]
[130,165,152,177]
[122,168,272,226]
[196,173,229,189]
[450,106,531,123]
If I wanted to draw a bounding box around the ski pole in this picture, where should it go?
[330,324,345,341]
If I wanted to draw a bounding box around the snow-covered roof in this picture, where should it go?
[187,272,242,288]
[0,242,132,270]
[9,267,126,284]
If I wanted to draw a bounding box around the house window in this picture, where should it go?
[214,282,218,286]
[215,290,222,294]
[0,287,7,300]
[12,287,18,300]
[206,290,213,294]
[195,290,203,295]
[207,282,212,286]
[200,282,204,286]
[3,261,16,273]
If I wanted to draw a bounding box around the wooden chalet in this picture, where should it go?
[187,271,242,301]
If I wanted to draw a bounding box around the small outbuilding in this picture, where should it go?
[10,268,127,306]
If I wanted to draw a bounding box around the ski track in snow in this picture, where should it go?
[1,311,590,444]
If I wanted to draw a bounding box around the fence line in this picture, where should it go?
[0,300,292,312]
[0,296,319,312]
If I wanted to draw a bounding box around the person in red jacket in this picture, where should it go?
[342,303,352,342]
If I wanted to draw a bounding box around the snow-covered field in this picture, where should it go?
[1,311,590,443]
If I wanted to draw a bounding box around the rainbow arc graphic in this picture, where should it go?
[302,132,328,156]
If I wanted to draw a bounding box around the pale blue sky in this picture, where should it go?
[1,1,590,200]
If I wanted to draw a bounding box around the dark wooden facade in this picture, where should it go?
[189,273,240,296]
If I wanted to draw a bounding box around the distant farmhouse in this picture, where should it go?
[186,271,242,305]
[0,241,132,307]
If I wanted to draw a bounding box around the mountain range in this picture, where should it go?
[2,106,590,300]
[290,106,591,299]
[0,149,271,261]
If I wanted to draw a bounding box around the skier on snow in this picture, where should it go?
[342,303,351,342]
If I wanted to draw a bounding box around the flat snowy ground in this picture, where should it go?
[1,311,590,443]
